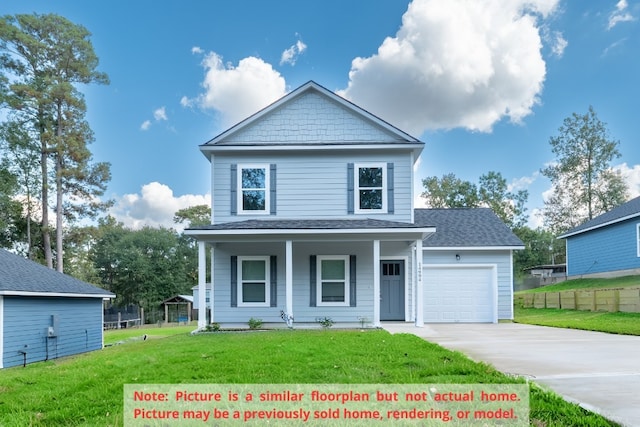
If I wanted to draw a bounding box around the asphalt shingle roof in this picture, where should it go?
[558,195,640,238]
[414,208,524,247]
[0,249,114,297]
[188,218,427,231]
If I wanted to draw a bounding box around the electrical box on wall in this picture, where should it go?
[47,314,59,337]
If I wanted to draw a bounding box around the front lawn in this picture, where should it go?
[514,306,640,335]
[0,329,618,426]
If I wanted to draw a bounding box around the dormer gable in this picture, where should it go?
[200,81,423,155]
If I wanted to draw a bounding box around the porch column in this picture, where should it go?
[415,239,424,327]
[285,240,293,326]
[197,241,207,329]
[373,239,381,327]
[209,245,215,324]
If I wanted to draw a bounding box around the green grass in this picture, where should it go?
[0,329,619,426]
[514,306,640,335]
[517,275,640,294]
[104,323,196,345]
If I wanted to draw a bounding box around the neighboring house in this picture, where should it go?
[559,195,640,278]
[185,81,523,328]
[191,284,211,311]
[0,249,114,368]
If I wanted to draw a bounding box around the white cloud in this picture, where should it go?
[550,32,568,57]
[613,162,640,198]
[608,0,635,29]
[188,52,287,127]
[140,106,168,131]
[508,171,539,192]
[109,182,210,232]
[192,46,203,54]
[280,37,307,66]
[338,0,561,135]
[153,106,168,121]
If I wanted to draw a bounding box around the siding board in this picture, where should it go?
[3,297,103,368]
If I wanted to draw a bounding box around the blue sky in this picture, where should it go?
[3,0,640,230]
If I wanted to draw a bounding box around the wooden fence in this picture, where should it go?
[520,288,640,313]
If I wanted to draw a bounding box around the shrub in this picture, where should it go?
[248,317,263,329]
[316,316,334,329]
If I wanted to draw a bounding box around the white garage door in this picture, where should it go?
[423,265,496,323]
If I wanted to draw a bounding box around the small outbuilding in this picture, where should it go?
[0,249,114,368]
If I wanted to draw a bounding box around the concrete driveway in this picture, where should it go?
[383,322,640,427]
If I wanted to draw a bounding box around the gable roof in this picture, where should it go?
[558,196,640,239]
[415,208,524,248]
[200,81,424,156]
[0,249,114,298]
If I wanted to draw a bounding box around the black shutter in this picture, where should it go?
[309,255,317,307]
[387,162,394,214]
[347,163,354,214]
[270,164,277,215]
[230,256,237,307]
[270,256,277,307]
[230,164,237,215]
[349,255,357,307]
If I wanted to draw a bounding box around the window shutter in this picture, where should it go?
[347,163,354,214]
[230,256,237,307]
[309,255,317,307]
[230,164,237,215]
[270,255,277,307]
[349,255,357,307]
[387,162,394,214]
[270,164,277,215]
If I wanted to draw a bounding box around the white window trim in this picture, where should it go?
[354,162,387,214]
[238,256,270,307]
[237,164,270,215]
[317,255,350,307]
[637,223,640,257]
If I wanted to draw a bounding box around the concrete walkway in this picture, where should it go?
[382,322,640,427]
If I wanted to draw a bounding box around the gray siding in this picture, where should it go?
[221,91,399,143]
[3,297,103,368]
[422,250,514,320]
[209,241,413,324]
[212,151,414,224]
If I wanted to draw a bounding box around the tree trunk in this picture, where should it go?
[41,140,52,269]
[56,154,63,272]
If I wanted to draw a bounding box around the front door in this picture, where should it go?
[380,260,405,321]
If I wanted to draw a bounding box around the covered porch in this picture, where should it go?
[184,219,434,329]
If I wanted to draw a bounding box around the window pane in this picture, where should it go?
[242,168,265,189]
[359,167,383,187]
[242,260,266,280]
[242,282,265,303]
[321,259,345,280]
[322,282,345,302]
[242,190,265,210]
[359,189,383,209]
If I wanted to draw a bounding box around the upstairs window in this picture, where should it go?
[355,163,386,213]
[239,165,269,214]
[637,223,640,257]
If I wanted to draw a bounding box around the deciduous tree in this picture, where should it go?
[541,106,628,234]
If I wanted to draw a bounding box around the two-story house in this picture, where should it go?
[185,81,523,328]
